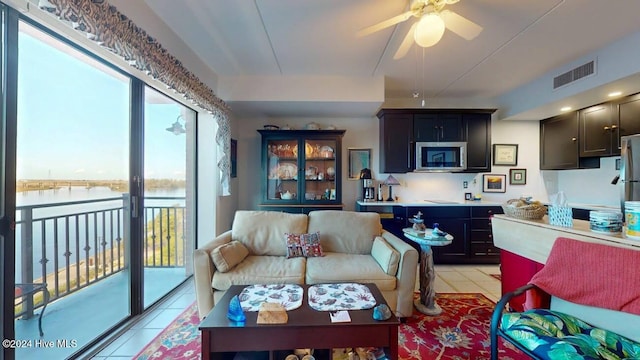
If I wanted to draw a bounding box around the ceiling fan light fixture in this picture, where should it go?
[414,13,445,48]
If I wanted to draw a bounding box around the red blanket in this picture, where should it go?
[528,237,640,315]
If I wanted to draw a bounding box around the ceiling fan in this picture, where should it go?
[357,0,483,59]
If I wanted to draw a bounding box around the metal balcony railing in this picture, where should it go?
[14,195,186,320]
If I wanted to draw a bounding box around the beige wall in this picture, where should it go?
[229,115,549,212]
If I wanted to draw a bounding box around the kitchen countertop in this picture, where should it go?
[356,200,502,207]
[357,200,622,210]
[491,214,640,264]
[559,202,620,212]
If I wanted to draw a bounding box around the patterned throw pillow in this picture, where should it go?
[285,233,305,258]
[285,232,324,258]
[301,231,323,257]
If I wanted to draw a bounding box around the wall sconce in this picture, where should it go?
[166,115,186,135]
[383,175,401,201]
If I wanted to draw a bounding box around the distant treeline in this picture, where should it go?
[16,178,186,192]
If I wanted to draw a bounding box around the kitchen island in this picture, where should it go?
[491,214,640,311]
[492,214,640,264]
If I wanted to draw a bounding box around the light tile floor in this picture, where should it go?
[90,264,501,359]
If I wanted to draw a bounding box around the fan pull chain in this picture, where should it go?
[422,47,426,107]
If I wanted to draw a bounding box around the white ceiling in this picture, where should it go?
[131,0,640,119]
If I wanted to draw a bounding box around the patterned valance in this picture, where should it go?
[38,0,232,195]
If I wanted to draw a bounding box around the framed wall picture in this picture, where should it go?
[493,144,518,166]
[509,168,526,185]
[348,148,371,180]
[483,174,507,193]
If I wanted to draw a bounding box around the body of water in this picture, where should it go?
[15,186,186,283]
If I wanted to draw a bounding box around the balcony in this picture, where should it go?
[13,195,191,359]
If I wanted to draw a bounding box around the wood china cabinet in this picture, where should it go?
[258,129,345,213]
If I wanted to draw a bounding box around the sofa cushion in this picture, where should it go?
[232,211,308,256]
[305,252,396,291]
[211,255,306,291]
[551,296,640,343]
[210,240,249,272]
[307,211,382,254]
[371,237,400,276]
[500,308,640,360]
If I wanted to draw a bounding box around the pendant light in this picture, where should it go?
[166,115,186,135]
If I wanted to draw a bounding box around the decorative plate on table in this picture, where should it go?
[402,228,426,236]
[307,283,376,311]
[239,284,303,312]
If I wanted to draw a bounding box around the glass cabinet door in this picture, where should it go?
[302,139,337,202]
[266,139,299,201]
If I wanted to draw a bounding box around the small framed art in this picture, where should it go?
[348,148,371,180]
[483,174,507,193]
[509,168,526,185]
[493,144,518,166]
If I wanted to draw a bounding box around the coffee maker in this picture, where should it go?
[359,168,375,202]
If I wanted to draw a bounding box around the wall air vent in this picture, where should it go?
[553,60,595,89]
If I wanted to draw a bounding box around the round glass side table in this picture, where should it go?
[402,228,453,315]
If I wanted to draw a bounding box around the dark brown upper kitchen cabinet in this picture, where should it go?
[579,103,618,157]
[414,113,464,142]
[540,112,599,170]
[541,112,579,169]
[378,108,494,173]
[616,93,640,148]
[464,113,491,172]
[378,110,413,173]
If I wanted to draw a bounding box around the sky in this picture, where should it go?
[16,22,190,181]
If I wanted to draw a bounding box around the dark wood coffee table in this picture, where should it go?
[200,283,399,360]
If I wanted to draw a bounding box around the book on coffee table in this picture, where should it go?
[330,310,351,323]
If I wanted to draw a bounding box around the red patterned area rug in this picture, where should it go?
[399,293,526,360]
[134,294,526,360]
[134,302,200,360]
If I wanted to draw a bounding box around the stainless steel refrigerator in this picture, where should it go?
[619,134,640,214]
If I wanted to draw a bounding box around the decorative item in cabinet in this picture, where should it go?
[258,129,345,212]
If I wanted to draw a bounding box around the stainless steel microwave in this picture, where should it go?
[415,141,467,172]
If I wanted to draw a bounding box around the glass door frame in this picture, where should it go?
[1,6,20,360]
[0,7,199,358]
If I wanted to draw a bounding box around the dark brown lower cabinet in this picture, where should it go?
[360,205,501,264]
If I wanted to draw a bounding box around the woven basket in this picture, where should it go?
[502,199,547,220]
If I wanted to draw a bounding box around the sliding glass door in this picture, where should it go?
[12,20,132,359]
[142,86,195,307]
[0,11,197,359]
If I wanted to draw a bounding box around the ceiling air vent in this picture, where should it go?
[553,60,595,89]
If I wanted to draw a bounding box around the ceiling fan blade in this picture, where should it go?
[357,10,415,37]
[440,9,482,40]
[393,22,418,60]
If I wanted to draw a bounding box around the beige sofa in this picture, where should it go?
[193,210,419,319]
